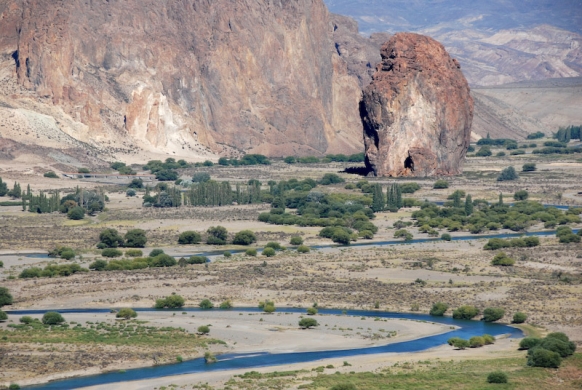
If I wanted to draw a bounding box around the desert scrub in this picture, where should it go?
[1,319,222,348]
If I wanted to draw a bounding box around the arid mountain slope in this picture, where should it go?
[0,0,363,161]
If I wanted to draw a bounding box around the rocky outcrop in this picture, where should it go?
[361,33,473,177]
[0,0,363,159]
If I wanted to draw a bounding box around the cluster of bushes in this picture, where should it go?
[477,136,517,147]
[522,163,536,172]
[411,198,580,235]
[497,166,519,181]
[556,226,581,243]
[283,153,364,164]
[20,263,87,278]
[519,332,576,368]
[48,245,76,260]
[448,334,496,349]
[484,236,540,250]
[90,251,208,272]
[532,147,582,155]
[0,287,13,322]
[154,294,185,309]
[259,191,376,242]
[218,154,271,166]
[97,228,147,249]
[527,131,545,140]
[110,161,137,175]
[318,173,345,185]
[258,300,276,313]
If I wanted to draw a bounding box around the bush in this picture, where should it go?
[519,337,541,350]
[483,307,505,322]
[433,180,449,189]
[125,229,147,248]
[232,230,257,245]
[67,206,85,220]
[199,299,214,309]
[245,248,257,256]
[307,307,318,315]
[44,171,59,178]
[263,301,276,313]
[155,294,185,309]
[207,226,228,245]
[469,336,485,348]
[290,236,304,245]
[155,169,179,181]
[513,312,527,324]
[198,325,210,335]
[452,305,480,320]
[330,385,356,390]
[178,231,202,245]
[318,173,345,185]
[116,308,137,319]
[430,302,449,316]
[149,249,164,257]
[492,252,515,266]
[441,233,452,241]
[394,229,413,241]
[0,287,13,307]
[538,337,576,357]
[497,166,519,181]
[483,334,496,345]
[514,190,528,201]
[60,250,75,260]
[219,300,233,309]
[447,337,470,350]
[125,249,143,257]
[99,228,124,248]
[399,182,421,194]
[262,247,276,257]
[8,384,20,390]
[487,371,508,384]
[151,254,176,267]
[0,310,7,322]
[523,163,537,172]
[332,229,352,245]
[19,316,34,324]
[496,151,506,157]
[128,178,144,189]
[476,147,492,157]
[527,348,562,368]
[299,317,319,328]
[188,256,207,264]
[192,172,211,183]
[89,259,108,271]
[126,189,136,197]
[42,311,65,325]
[102,248,123,258]
[297,245,310,253]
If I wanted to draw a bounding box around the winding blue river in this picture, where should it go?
[5,307,522,389]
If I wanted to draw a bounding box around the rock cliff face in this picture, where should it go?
[361,33,473,177]
[0,0,363,159]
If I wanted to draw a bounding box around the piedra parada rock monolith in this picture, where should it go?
[361,32,473,177]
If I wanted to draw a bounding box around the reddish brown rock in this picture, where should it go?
[0,0,363,159]
[361,33,473,177]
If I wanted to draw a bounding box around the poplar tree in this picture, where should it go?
[372,184,384,212]
[465,194,473,215]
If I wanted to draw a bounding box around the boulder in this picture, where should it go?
[361,33,473,177]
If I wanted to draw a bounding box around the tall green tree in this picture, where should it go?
[371,184,384,212]
[465,194,473,215]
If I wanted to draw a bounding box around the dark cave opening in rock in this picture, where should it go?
[404,155,414,171]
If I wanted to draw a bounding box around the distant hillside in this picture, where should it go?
[325,1,582,86]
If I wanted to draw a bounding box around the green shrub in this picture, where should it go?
[198,325,210,335]
[60,250,75,260]
[394,229,413,241]
[290,236,304,245]
[265,242,282,250]
[469,336,485,348]
[299,317,319,328]
[199,299,214,309]
[538,337,576,357]
[219,300,233,309]
[399,182,421,193]
[307,307,318,315]
[89,259,108,271]
[513,312,527,324]
[149,249,164,257]
[483,334,496,345]
[102,248,123,258]
[125,249,143,257]
[178,231,202,245]
[124,229,147,248]
[0,287,12,307]
[297,245,310,253]
[476,146,492,157]
[207,226,228,245]
[262,247,276,257]
[441,233,452,241]
[452,305,480,320]
[44,171,59,178]
[487,371,508,384]
[491,252,515,266]
[67,206,85,220]
[155,294,185,309]
[497,166,519,181]
[0,310,7,321]
[262,301,276,313]
[514,190,528,201]
[447,337,470,350]
[433,180,449,189]
[126,189,136,197]
[0,260,3,268]
[430,302,449,316]
[19,316,34,324]
[232,230,257,245]
[99,228,124,248]
[496,151,506,157]
[483,307,505,322]
[116,308,137,319]
[245,248,257,256]
[151,254,176,267]
[42,311,65,325]
[330,384,356,390]
[8,383,21,390]
[318,173,345,185]
[192,172,211,183]
[523,163,536,172]
[527,348,562,368]
[519,337,541,350]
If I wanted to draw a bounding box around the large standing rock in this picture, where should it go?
[361,33,473,177]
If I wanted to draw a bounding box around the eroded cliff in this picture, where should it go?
[0,0,363,159]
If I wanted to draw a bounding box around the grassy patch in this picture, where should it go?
[301,355,582,390]
[1,320,223,348]
[513,324,545,338]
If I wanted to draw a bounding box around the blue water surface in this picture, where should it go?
[5,308,522,389]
